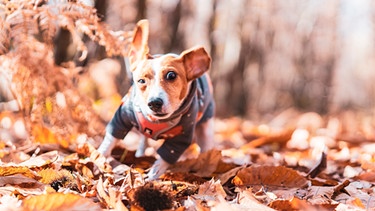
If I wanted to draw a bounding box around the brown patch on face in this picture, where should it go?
[157,56,189,103]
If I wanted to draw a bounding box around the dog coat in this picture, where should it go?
[106,74,214,164]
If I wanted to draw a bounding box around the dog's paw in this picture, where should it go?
[147,158,170,180]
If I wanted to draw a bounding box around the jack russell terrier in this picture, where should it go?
[97,20,215,180]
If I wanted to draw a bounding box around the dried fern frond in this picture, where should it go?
[0,18,10,55]
[36,5,57,44]
[6,8,39,47]
[2,1,131,57]
[0,0,133,147]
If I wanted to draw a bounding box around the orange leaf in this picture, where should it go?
[232,165,309,189]
[22,192,101,211]
[0,166,40,180]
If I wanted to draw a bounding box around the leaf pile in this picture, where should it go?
[0,113,375,210]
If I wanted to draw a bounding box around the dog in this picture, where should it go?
[97,20,215,180]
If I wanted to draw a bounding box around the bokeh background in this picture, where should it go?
[74,0,375,121]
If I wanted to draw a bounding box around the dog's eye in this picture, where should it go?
[165,71,177,80]
[138,79,146,84]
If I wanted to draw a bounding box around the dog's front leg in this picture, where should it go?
[147,157,170,180]
[135,135,149,157]
[97,132,121,157]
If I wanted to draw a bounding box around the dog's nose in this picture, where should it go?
[148,98,163,112]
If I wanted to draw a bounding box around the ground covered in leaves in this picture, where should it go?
[0,111,375,211]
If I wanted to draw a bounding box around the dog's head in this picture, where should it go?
[128,20,211,121]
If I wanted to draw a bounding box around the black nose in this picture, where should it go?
[148,98,163,112]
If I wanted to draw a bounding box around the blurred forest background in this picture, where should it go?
[91,0,375,120]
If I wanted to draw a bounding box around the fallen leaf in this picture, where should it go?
[0,166,40,180]
[0,174,44,189]
[76,143,112,173]
[161,172,207,184]
[195,179,226,201]
[96,176,127,210]
[22,192,101,211]
[269,196,330,211]
[307,151,327,178]
[232,165,309,190]
[240,128,294,150]
[169,149,222,177]
[217,166,244,185]
[18,150,58,168]
[235,188,275,211]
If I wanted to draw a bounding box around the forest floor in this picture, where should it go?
[0,108,374,211]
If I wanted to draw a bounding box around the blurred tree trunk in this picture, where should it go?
[331,0,375,112]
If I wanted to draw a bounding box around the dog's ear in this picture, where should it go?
[180,47,211,81]
[128,20,150,70]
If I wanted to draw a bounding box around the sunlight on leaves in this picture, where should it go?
[31,125,70,148]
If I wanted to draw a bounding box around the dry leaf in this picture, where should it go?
[0,166,40,180]
[307,151,327,178]
[305,186,336,205]
[18,150,58,168]
[76,142,112,173]
[0,174,44,189]
[269,197,326,211]
[195,179,226,201]
[22,192,101,211]
[232,165,309,190]
[235,188,275,211]
[169,150,222,177]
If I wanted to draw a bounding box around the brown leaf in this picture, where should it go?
[240,128,294,150]
[161,172,207,184]
[22,192,101,211]
[232,165,309,190]
[169,149,222,177]
[307,151,327,178]
[235,188,275,211]
[0,174,44,189]
[269,197,328,211]
[196,179,227,200]
[18,150,58,168]
[0,166,40,180]
[305,186,336,205]
[76,143,112,173]
[217,166,244,185]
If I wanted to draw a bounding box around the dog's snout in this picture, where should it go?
[148,97,163,112]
